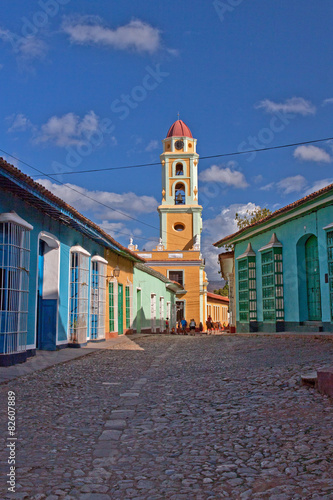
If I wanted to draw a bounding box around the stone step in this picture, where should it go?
[301,371,318,387]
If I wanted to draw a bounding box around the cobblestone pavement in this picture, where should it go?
[1,334,333,500]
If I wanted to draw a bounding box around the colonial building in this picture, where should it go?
[131,120,210,326]
[214,183,333,333]
[0,158,180,366]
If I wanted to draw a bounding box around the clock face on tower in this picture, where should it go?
[175,140,184,150]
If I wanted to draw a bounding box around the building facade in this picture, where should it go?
[214,184,333,333]
[0,159,146,366]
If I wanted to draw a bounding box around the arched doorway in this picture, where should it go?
[305,235,322,321]
[36,233,60,350]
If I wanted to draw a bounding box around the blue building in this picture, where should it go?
[0,158,142,366]
[215,184,333,333]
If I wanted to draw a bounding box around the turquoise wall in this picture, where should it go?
[0,188,106,348]
[234,205,333,326]
[133,266,176,332]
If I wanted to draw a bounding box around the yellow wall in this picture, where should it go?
[165,212,193,250]
[104,250,134,337]
[206,297,229,325]
[148,251,203,326]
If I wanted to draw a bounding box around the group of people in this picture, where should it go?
[164,316,225,335]
[174,318,199,336]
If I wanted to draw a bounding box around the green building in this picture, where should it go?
[215,183,333,333]
[132,263,182,333]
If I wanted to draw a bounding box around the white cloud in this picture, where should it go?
[253,174,263,184]
[36,179,158,221]
[202,202,260,279]
[35,111,100,147]
[62,17,161,53]
[304,178,333,196]
[7,113,34,133]
[276,175,307,195]
[260,182,275,191]
[145,139,159,152]
[255,97,316,116]
[322,98,333,106]
[294,145,332,163]
[0,28,47,64]
[99,220,126,237]
[199,164,249,188]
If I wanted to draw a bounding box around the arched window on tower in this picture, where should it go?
[175,183,185,205]
[175,163,184,176]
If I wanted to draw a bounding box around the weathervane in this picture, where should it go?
[177,111,180,120]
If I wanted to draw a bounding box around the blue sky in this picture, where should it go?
[1,0,333,279]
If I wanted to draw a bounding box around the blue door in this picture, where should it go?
[37,241,57,350]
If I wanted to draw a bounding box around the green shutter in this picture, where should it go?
[261,248,284,322]
[238,257,257,322]
[125,286,130,329]
[109,282,114,332]
[327,231,333,321]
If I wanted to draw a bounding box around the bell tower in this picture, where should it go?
[158,120,203,251]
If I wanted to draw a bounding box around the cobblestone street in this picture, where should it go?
[1,334,333,500]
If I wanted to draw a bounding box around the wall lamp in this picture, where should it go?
[106,265,120,281]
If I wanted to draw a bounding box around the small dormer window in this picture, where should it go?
[176,163,184,176]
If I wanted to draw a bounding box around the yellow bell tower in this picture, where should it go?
[158,120,203,251]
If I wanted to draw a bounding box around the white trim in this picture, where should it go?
[70,245,91,256]
[0,211,33,231]
[91,254,108,264]
[34,231,61,349]
[56,339,68,345]
[323,222,333,230]
[40,231,60,249]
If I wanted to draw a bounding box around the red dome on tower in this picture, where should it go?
[166,119,193,138]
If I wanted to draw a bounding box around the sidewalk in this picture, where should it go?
[0,334,150,384]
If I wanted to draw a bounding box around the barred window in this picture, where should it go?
[90,256,107,340]
[125,285,131,329]
[326,230,333,321]
[261,248,284,322]
[69,247,90,344]
[238,256,257,322]
[109,281,115,332]
[0,213,32,356]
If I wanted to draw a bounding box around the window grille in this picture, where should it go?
[261,248,284,322]
[0,216,31,356]
[159,296,164,330]
[69,249,90,344]
[90,258,106,339]
[238,257,257,322]
[169,270,184,286]
[327,230,333,321]
[125,285,131,329]
[109,281,115,332]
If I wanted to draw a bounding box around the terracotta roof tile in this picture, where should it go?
[214,182,333,247]
[0,157,145,262]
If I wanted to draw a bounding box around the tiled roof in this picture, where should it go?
[166,119,193,138]
[0,157,145,262]
[214,182,333,247]
[134,262,183,290]
[207,292,229,303]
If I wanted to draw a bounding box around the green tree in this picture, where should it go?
[235,207,272,230]
[214,282,229,296]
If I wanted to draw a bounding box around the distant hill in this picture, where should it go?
[207,279,225,292]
